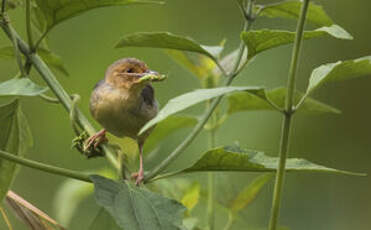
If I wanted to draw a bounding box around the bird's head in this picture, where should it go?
[104,58,164,91]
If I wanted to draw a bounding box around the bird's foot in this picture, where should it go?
[131,170,144,186]
[84,129,107,152]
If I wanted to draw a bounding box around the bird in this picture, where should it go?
[86,58,164,185]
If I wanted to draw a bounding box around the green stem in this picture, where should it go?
[34,29,49,51]
[231,0,254,75]
[144,0,255,183]
[25,0,33,50]
[0,23,120,172]
[223,212,234,230]
[268,1,310,230]
[8,23,25,76]
[0,150,92,183]
[207,108,217,230]
[207,172,215,229]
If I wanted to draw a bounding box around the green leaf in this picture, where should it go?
[213,48,248,76]
[173,146,364,176]
[266,88,340,114]
[306,56,371,95]
[227,87,340,114]
[115,32,223,60]
[257,0,333,27]
[91,175,186,230]
[183,217,200,230]
[145,115,198,152]
[89,208,121,230]
[0,100,33,202]
[229,174,272,214]
[34,0,163,31]
[180,182,200,213]
[0,46,69,76]
[139,86,264,135]
[166,50,218,81]
[0,78,48,97]
[241,25,353,59]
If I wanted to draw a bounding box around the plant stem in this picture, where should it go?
[268,1,310,230]
[8,22,25,76]
[0,23,121,172]
[0,150,92,183]
[207,172,215,229]
[232,0,254,75]
[0,206,13,230]
[223,212,234,230]
[25,0,33,50]
[144,0,255,183]
[207,109,217,230]
[34,29,49,51]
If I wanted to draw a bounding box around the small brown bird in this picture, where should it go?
[86,58,164,185]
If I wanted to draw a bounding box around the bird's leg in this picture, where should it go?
[131,142,144,186]
[84,129,107,151]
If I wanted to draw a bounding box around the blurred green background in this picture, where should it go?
[0,0,370,229]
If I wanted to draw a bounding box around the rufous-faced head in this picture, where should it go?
[104,58,159,90]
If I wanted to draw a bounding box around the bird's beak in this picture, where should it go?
[135,69,166,84]
[145,70,160,76]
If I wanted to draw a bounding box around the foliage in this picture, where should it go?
[0,0,369,230]
[0,100,32,202]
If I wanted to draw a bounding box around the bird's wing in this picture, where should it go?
[141,84,155,106]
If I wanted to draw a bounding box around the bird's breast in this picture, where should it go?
[89,82,157,139]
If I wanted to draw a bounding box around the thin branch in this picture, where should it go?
[70,94,82,136]
[0,150,92,183]
[8,23,25,76]
[232,0,254,76]
[268,1,310,230]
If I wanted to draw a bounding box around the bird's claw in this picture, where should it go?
[83,130,107,152]
[131,171,144,186]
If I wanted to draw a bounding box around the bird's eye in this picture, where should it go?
[126,68,134,73]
